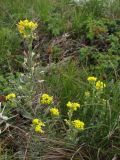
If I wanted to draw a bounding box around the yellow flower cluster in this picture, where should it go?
[6,93,16,100]
[32,119,39,125]
[87,76,97,82]
[72,120,85,130]
[40,94,53,105]
[32,118,45,133]
[87,76,106,90]
[66,101,80,111]
[50,107,60,117]
[96,80,106,90]
[17,19,38,38]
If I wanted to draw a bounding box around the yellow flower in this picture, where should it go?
[72,120,85,130]
[35,125,44,133]
[66,101,80,111]
[96,81,106,90]
[32,118,45,133]
[50,107,60,117]
[6,93,16,100]
[17,19,38,38]
[32,118,45,126]
[87,76,97,82]
[40,94,53,105]
[32,119,39,125]
[66,101,72,108]
[85,91,90,97]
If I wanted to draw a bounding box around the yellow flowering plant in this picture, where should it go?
[32,118,45,134]
[65,118,85,143]
[31,94,60,133]
[5,93,17,109]
[95,80,106,90]
[66,101,80,126]
[17,19,38,75]
[64,100,85,143]
[87,76,97,82]
[35,125,44,133]
[32,118,39,125]
[66,101,80,111]
[6,93,16,101]
[72,120,85,130]
[40,93,53,105]
[87,76,106,91]
[83,76,108,129]
[50,107,60,117]
[17,19,38,38]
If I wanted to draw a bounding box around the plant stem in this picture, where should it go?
[28,37,33,76]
